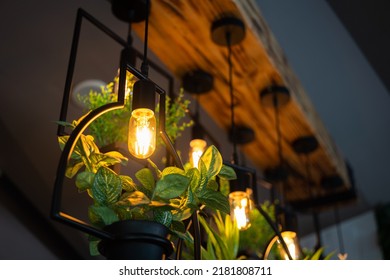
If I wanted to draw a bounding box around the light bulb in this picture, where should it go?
[277,231,301,260]
[128,108,156,159]
[189,139,207,168]
[229,191,251,230]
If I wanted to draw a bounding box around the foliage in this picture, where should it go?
[302,247,335,260]
[58,121,236,255]
[76,77,133,147]
[75,74,193,147]
[182,201,276,260]
[191,210,240,260]
[238,201,276,259]
[159,87,194,146]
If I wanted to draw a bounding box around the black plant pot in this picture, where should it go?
[98,220,174,260]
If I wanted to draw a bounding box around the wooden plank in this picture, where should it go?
[132,0,351,207]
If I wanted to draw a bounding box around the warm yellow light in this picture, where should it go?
[277,231,301,260]
[229,191,251,230]
[189,139,207,168]
[128,108,156,159]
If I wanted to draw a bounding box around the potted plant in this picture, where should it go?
[58,116,236,259]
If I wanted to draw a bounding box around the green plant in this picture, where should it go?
[238,201,276,259]
[302,247,335,260]
[182,210,240,260]
[58,119,236,256]
[76,74,193,148]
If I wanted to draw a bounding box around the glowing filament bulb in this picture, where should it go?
[278,231,300,260]
[128,108,156,159]
[229,191,251,230]
[189,139,207,168]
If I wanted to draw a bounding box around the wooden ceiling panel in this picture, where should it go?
[133,0,352,209]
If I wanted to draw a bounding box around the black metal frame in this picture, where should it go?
[51,8,201,259]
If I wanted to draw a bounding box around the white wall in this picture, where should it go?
[300,210,383,259]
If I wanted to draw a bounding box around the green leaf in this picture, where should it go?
[171,206,193,221]
[161,166,185,176]
[198,189,230,214]
[186,187,197,208]
[90,153,127,169]
[147,159,162,178]
[120,191,150,206]
[120,175,137,192]
[88,205,119,226]
[91,167,122,205]
[199,145,222,180]
[206,179,218,191]
[75,171,94,191]
[89,240,100,256]
[104,151,128,165]
[65,161,84,178]
[135,168,155,193]
[56,120,75,129]
[171,228,193,243]
[199,214,230,259]
[219,178,231,197]
[197,159,208,192]
[186,168,200,193]
[153,210,172,227]
[171,220,186,233]
[204,238,217,260]
[154,174,189,200]
[218,164,237,180]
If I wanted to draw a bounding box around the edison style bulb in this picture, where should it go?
[189,139,207,168]
[277,231,301,260]
[229,191,251,230]
[128,108,156,159]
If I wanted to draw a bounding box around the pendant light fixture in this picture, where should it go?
[182,70,214,168]
[211,15,253,231]
[292,135,321,256]
[260,83,299,260]
[127,0,157,159]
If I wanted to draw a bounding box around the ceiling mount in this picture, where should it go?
[260,85,291,108]
[211,16,246,46]
[321,175,344,190]
[228,125,255,145]
[182,70,214,94]
[292,135,319,155]
[111,0,150,23]
[264,166,289,182]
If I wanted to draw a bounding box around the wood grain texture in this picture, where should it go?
[133,0,351,209]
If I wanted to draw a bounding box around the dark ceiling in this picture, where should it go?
[326,0,390,95]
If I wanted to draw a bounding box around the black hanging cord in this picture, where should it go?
[127,22,133,46]
[141,0,150,76]
[304,155,322,252]
[334,206,345,254]
[226,31,238,165]
[272,92,284,226]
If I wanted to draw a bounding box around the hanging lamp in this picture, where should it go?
[260,83,300,260]
[210,15,253,230]
[292,135,322,256]
[182,69,214,168]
